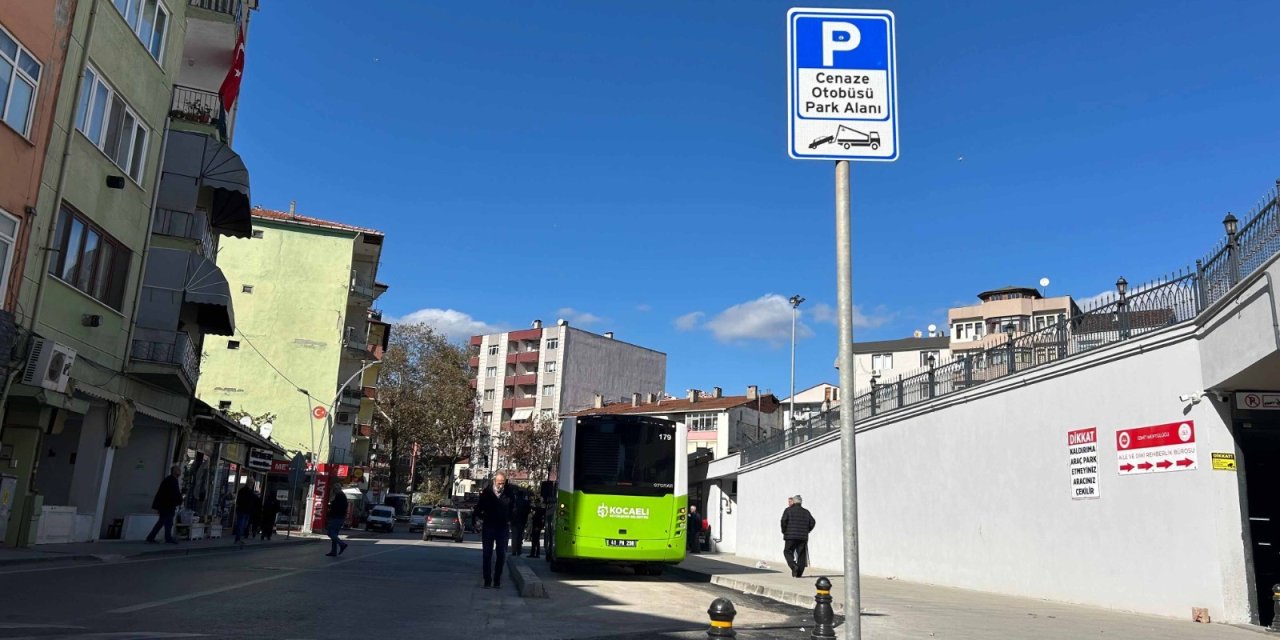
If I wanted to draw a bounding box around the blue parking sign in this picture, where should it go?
[787,8,899,161]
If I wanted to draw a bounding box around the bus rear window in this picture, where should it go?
[574,416,675,497]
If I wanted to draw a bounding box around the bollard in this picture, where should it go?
[707,597,737,638]
[1270,584,1280,632]
[811,576,837,639]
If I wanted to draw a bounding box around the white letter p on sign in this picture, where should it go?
[821,21,861,67]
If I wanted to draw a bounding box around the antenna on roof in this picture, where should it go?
[289,200,297,216]
[1039,277,1050,298]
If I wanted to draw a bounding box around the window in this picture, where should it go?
[871,353,893,371]
[0,26,40,137]
[546,338,559,349]
[544,361,556,373]
[1034,313,1065,331]
[0,209,19,302]
[824,386,840,402]
[488,345,499,356]
[485,366,497,378]
[218,400,232,411]
[48,205,129,310]
[920,350,939,367]
[687,412,719,432]
[542,385,555,397]
[251,230,264,239]
[75,66,149,182]
[952,321,985,342]
[526,341,539,352]
[227,340,240,350]
[483,412,493,427]
[110,0,169,60]
[241,284,253,294]
[483,389,495,401]
[540,409,555,421]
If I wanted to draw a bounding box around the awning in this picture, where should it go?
[185,253,235,336]
[158,130,252,238]
[192,399,287,456]
[511,408,535,421]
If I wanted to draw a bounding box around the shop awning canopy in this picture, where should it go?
[511,407,535,421]
[136,248,235,336]
[193,399,286,456]
[185,253,235,336]
[157,130,252,238]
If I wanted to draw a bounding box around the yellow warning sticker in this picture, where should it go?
[1212,453,1236,471]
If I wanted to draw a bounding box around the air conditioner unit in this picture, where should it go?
[336,412,353,424]
[22,338,77,393]
[871,369,884,380]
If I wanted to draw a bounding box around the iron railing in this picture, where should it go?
[188,0,240,17]
[130,331,199,388]
[169,85,227,141]
[743,182,1280,465]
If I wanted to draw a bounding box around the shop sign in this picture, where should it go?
[270,460,290,474]
[247,448,273,471]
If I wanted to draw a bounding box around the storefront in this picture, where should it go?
[179,401,286,537]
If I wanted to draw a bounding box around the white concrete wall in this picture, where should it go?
[736,325,1253,622]
[1200,260,1280,388]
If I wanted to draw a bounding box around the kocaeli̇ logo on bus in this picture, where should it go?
[596,504,650,520]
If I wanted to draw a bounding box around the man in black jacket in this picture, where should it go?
[146,465,183,544]
[780,494,816,578]
[528,500,546,559]
[324,481,349,557]
[474,473,515,588]
[511,487,530,557]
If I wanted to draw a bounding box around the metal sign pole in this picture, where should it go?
[834,159,861,639]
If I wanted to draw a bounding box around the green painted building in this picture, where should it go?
[196,206,388,486]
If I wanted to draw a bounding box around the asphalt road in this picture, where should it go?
[0,528,821,639]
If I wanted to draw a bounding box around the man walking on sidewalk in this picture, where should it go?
[781,494,815,578]
[145,465,183,544]
[511,486,530,557]
[475,473,515,589]
[528,499,546,559]
[687,505,704,554]
[234,483,255,545]
[325,480,349,557]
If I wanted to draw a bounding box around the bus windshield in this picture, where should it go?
[574,416,676,497]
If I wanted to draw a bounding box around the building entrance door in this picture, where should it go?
[1238,415,1280,626]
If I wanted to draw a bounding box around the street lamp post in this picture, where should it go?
[927,353,937,400]
[303,360,381,533]
[1223,213,1240,284]
[1116,276,1130,339]
[788,295,805,432]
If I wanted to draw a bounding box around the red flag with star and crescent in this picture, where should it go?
[219,28,246,110]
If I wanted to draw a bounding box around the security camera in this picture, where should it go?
[1178,394,1195,403]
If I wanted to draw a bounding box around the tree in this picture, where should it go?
[500,411,562,487]
[375,322,477,497]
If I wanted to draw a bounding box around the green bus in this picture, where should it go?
[543,414,688,574]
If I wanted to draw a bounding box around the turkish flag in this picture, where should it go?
[219,28,246,110]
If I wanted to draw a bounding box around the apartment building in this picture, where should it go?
[467,321,665,480]
[570,386,781,460]
[780,382,840,428]
[1,0,266,547]
[197,206,388,477]
[948,285,1080,362]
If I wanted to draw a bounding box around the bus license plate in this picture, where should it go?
[606,539,636,548]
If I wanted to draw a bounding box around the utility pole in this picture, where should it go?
[789,295,805,431]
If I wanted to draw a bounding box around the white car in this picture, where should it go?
[366,505,396,533]
[408,505,432,533]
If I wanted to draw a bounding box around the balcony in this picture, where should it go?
[189,0,242,15]
[169,86,227,142]
[153,208,216,258]
[338,388,362,409]
[350,271,376,301]
[468,356,479,368]
[501,397,537,409]
[506,351,540,364]
[505,373,538,386]
[130,331,199,391]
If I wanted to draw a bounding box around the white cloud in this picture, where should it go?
[704,294,813,346]
[674,311,705,331]
[807,302,892,329]
[635,304,652,313]
[557,307,604,326]
[388,308,503,341]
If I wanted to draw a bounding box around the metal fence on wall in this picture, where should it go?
[743,181,1280,465]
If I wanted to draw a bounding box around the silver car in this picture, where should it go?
[422,507,464,542]
[408,505,432,533]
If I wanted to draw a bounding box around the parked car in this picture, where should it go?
[366,505,396,533]
[408,505,432,533]
[423,507,465,542]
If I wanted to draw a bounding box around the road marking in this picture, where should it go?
[0,623,87,629]
[107,547,404,614]
[0,541,331,575]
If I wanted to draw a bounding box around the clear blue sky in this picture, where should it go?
[233,0,1280,398]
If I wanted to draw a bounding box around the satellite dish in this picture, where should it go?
[260,422,274,439]
[927,323,937,334]
[239,416,253,428]
[1039,277,1050,288]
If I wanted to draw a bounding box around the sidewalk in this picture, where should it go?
[0,531,324,567]
[668,553,1267,639]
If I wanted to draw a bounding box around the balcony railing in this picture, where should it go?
[338,389,362,408]
[350,272,376,300]
[170,86,227,141]
[188,0,241,17]
[130,331,199,388]
[153,208,215,258]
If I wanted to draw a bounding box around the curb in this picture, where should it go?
[663,565,838,614]
[0,535,320,567]
[506,556,548,598]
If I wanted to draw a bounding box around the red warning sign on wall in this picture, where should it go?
[1116,421,1197,475]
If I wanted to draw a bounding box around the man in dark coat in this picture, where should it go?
[511,486,531,556]
[260,494,281,540]
[474,473,515,589]
[234,484,256,545]
[528,501,547,559]
[325,481,349,557]
[146,465,183,544]
[781,494,816,577]
[687,505,704,554]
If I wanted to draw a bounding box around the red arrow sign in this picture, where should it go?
[1156,460,1173,469]
[1137,461,1154,471]
[1120,463,1135,472]
[1176,458,1195,467]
